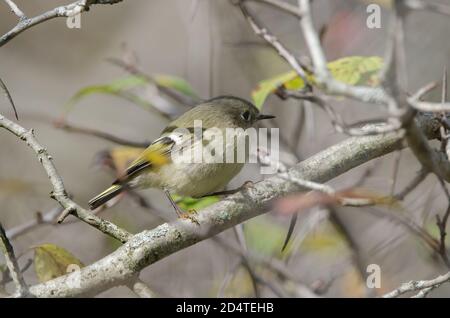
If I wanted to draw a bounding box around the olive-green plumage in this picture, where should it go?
[88,96,274,210]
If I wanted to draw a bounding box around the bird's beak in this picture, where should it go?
[257,114,276,121]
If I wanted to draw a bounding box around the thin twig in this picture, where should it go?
[106,57,199,107]
[390,151,402,195]
[3,0,26,19]
[0,113,131,243]
[383,271,450,298]
[435,179,450,267]
[129,278,157,298]
[328,208,376,297]
[6,207,62,240]
[238,1,310,87]
[283,92,401,136]
[245,0,302,18]
[54,120,150,148]
[394,168,429,200]
[405,0,450,17]
[0,223,30,297]
[0,77,19,120]
[0,0,124,47]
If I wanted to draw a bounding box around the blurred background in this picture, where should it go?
[0,0,450,297]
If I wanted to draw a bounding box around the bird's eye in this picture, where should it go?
[241,111,251,121]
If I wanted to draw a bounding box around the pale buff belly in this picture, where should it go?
[133,162,244,198]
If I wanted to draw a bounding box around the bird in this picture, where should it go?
[88,96,275,217]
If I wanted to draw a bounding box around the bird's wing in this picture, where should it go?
[113,129,201,185]
[113,135,175,185]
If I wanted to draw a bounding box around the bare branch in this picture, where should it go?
[5,207,63,240]
[238,1,310,86]
[0,77,18,120]
[245,0,302,18]
[0,0,124,47]
[3,0,25,20]
[129,278,157,298]
[54,120,150,148]
[383,271,450,298]
[0,223,30,297]
[394,168,429,200]
[106,57,199,108]
[410,101,450,112]
[0,113,132,243]
[405,0,450,17]
[284,92,401,136]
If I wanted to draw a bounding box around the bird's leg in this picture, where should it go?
[200,181,254,198]
[164,189,199,225]
[164,189,183,217]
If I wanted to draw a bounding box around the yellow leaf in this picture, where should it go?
[301,222,347,251]
[33,244,84,283]
[252,56,383,108]
[101,147,145,175]
[326,56,383,86]
[341,268,367,297]
[0,178,35,195]
[216,266,256,297]
[251,71,301,109]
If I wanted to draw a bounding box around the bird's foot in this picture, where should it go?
[178,209,199,225]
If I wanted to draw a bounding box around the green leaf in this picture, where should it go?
[154,74,199,99]
[300,222,347,251]
[64,75,153,113]
[244,217,293,258]
[245,217,347,258]
[64,74,199,115]
[251,56,383,109]
[172,194,220,211]
[33,244,84,283]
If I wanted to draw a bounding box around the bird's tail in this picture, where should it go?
[88,184,123,210]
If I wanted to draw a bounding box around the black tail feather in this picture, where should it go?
[88,184,123,210]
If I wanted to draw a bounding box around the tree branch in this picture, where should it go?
[383,270,450,298]
[3,0,26,20]
[0,0,124,47]
[0,223,30,297]
[0,113,132,243]
[245,0,302,18]
[54,120,150,148]
[405,0,450,17]
[0,77,19,120]
[238,1,310,85]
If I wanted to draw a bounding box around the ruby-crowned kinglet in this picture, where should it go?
[88,96,275,214]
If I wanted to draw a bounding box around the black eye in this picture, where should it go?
[241,111,251,121]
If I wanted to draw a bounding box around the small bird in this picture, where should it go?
[88,96,275,216]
